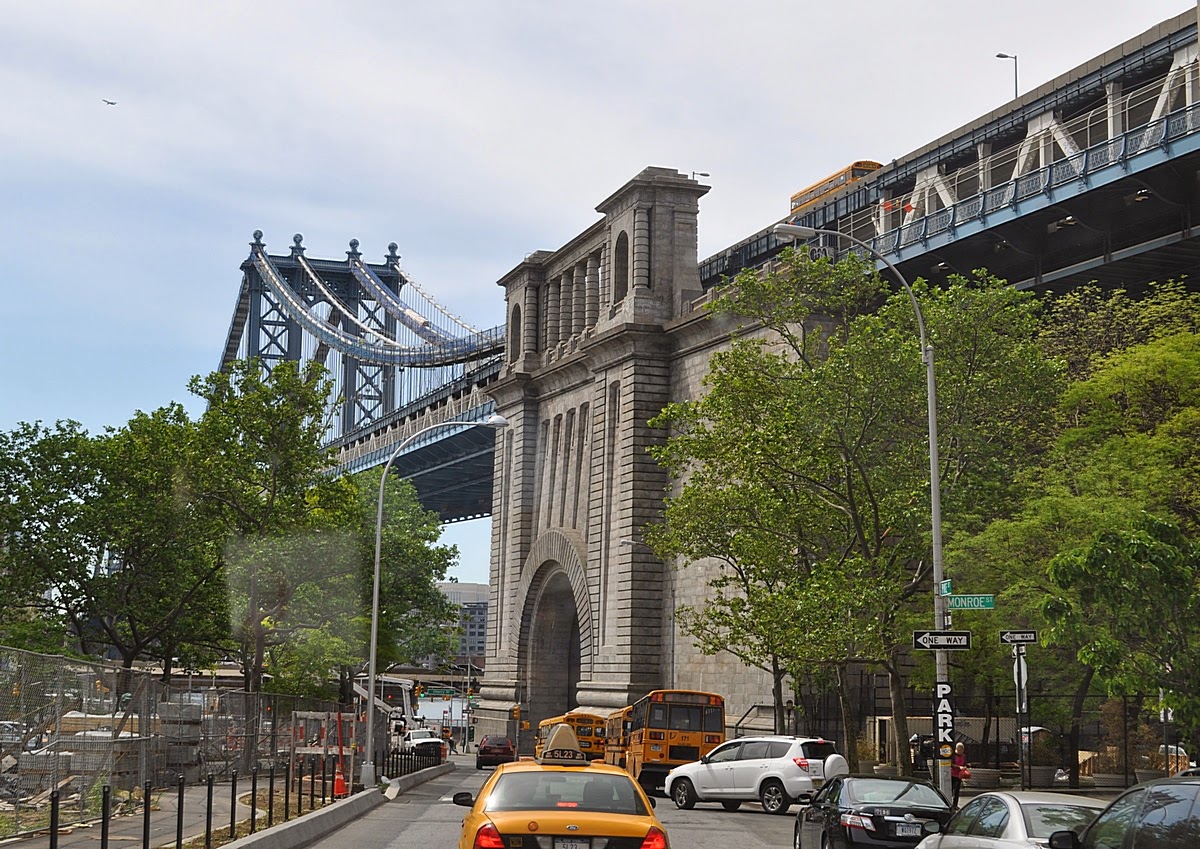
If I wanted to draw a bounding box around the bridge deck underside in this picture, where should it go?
[388,427,499,524]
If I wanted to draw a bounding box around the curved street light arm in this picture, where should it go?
[772,224,949,795]
[361,412,508,787]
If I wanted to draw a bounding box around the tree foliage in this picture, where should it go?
[648,250,1059,755]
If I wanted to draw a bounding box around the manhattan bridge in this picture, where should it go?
[219,231,506,523]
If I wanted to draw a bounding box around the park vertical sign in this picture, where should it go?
[934,681,955,761]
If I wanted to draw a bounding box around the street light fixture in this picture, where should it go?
[996,53,1019,100]
[771,223,950,795]
[360,412,509,787]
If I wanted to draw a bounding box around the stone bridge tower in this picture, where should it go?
[476,167,725,745]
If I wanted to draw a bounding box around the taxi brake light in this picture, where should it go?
[473,823,506,848]
[793,757,810,770]
[639,826,669,849]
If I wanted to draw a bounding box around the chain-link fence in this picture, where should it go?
[0,646,352,837]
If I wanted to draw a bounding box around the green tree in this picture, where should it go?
[648,252,1059,769]
[1046,514,1200,728]
[0,412,230,675]
[188,358,358,693]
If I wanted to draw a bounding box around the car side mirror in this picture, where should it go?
[922,821,941,835]
[1047,831,1080,849]
[452,791,475,807]
[796,793,813,806]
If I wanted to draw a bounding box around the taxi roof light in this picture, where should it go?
[537,723,589,765]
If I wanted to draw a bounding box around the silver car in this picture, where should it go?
[916,790,1104,848]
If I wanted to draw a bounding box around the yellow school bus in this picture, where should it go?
[604,705,634,769]
[535,710,608,760]
[626,690,726,794]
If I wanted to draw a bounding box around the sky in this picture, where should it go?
[2,0,1194,583]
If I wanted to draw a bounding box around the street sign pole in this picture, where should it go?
[1013,645,1028,790]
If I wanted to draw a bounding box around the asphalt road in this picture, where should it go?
[305,751,797,849]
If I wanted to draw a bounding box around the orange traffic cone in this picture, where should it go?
[334,763,348,798]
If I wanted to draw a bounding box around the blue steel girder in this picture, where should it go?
[699,12,1200,294]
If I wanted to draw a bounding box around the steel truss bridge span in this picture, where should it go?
[219,232,506,522]
[701,13,1200,298]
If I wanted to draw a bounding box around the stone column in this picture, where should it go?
[523,282,540,356]
[559,271,573,344]
[633,205,651,290]
[546,278,561,348]
[572,263,586,336]
[584,253,599,328]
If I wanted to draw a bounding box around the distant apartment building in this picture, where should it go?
[438,582,488,664]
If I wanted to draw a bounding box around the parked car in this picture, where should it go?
[0,721,36,752]
[665,735,847,815]
[398,727,446,758]
[1047,774,1200,849]
[916,790,1104,848]
[476,735,517,769]
[795,774,953,848]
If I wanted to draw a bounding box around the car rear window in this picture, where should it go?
[801,741,838,761]
[485,772,649,816]
[1022,802,1103,838]
[846,778,948,808]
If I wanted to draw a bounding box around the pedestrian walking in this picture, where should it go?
[950,742,969,808]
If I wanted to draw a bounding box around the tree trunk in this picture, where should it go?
[836,663,860,772]
[1066,667,1095,789]
[772,655,785,734]
[883,652,912,775]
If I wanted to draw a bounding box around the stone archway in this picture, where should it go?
[513,529,593,748]
[526,568,581,722]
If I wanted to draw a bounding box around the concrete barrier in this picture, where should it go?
[222,762,455,849]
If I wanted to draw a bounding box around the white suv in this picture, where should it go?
[665,735,847,815]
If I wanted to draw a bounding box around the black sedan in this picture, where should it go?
[795,774,953,848]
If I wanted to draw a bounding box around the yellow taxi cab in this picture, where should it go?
[453,722,670,849]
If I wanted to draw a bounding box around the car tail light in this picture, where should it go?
[639,826,669,849]
[473,823,506,849]
[792,757,810,770]
[839,812,877,832]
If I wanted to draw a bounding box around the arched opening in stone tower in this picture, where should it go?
[525,569,582,725]
[613,231,629,303]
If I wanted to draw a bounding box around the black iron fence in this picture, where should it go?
[788,670,1192,791]
[12,747,445,847]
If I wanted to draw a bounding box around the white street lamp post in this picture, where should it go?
[772,224,950,795]
[996,53,1019,100]
[360,412,508,787]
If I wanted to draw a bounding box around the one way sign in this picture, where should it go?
[913,630,972,650]
[1000,630,1038,645]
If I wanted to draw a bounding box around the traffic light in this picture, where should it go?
[415,684,424,699]
[511,705,521,720]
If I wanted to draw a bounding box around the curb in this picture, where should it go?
[221,763,455,849]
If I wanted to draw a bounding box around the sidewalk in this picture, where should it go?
[4,781,252,849]
[3,758,460,849]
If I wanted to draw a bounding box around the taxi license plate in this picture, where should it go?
[554,840,590,849]
[895,823,921,837]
